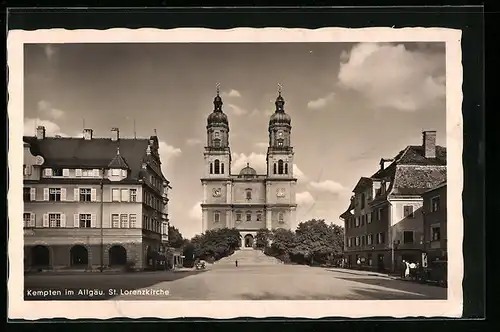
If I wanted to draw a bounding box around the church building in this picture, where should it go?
[201,85,297,248]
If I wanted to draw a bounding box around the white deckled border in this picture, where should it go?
[7,27,463,320]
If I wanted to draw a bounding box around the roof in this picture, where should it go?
[23,136,158,182]
[239,163,257,177]
[107,148,130,169]
[422,180,447,194]
[352,177,373,193]
[339,197,355,220]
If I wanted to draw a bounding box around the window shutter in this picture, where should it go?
[75,169,82,177]
[30,213,36,227]
[74,188,79,201]
[74,214,79,228]
[60,214,66,227]
[30,188,36,201]
[42,214,49,227]
[91,188,97,202]
[43,188,49,201]
[91,214,97,228]
[60,188,67,201]
[63,168,69,177]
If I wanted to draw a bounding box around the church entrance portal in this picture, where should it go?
[244,234,254,248]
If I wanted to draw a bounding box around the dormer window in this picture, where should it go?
[111,169,121,176]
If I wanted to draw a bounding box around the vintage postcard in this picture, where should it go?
[8,27,463,319]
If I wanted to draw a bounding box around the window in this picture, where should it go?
[130,189,137,202]
[112,189,120,202]
[348,238,352,247]
[236,212,242,221]
[214,131,220,138]
[49,188,62,201]
[284,163,288,174]
[278,160,284,174]
[121,189,129,202]
[23,165,32,176]
[367,234,373,245]
[256,212,262,221]
[214,160,220,174]
[273,163,277,174]
[246,189,252,200]
[360,193,366,209]
[82,169,93,177]
[278,212,284,223]
[431,196,441,212]
[52,168,63,176]
[367,213,372,224]
[80,188,92,202]
[120,214,128,228]
[221,163,224,174]
[361,215,365,226]
[277,140,283,147]
[24,213,35,227]
[355,237,360,246]
[431,226,441,241]
[111,169,121,176]
[377,208,382,221]
[355,217,360,227]
[403,205,414,218]
[210,163,213,174]
[62,168,69,176]
[143,216,148,230]
[49,213,61,227]
[403,231,414,244]
[79,214,92,228]
[214,211,220,223]
[129,214,137,228]
[246,211,252,222]
[111,214,119,228]
[23,188,31,201]
[361,236,365,246]
[214,139,221,148]
[377,232,386,244]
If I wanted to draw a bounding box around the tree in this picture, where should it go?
[190,228,241,262]
[255,228,272,249]
[168,225,184,248]
[266,228,296,263]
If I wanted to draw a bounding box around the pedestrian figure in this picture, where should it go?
[401,260,406,278]
[235,260,238,267]
[404,260,410,279]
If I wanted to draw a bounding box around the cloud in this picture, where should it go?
[249,108,274,117]
[158,141,182,173]
[189,201,202,221]
[307,93,336,110]
[338,42,445,112]
[309,180,346,195]
[44,44,58,60]
[222,89,241,98]
[296,191,315,207]
[254,142,268,149]
[37,100,65,119]
[23,118,68,137]
[231,152,306,181]
[226,104,247,116]
[186,138,203,146]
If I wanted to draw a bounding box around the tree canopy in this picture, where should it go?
[189,228,241,262]
[167,225,185,248]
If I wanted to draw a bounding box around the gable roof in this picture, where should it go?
[352,177,373,193]
[23,136,151,182]
[108,148,130,169]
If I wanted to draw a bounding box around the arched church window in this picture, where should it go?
[285,163,288,174]
[278,160,284,174]
[246,211,252,222]
[278,212,284,223]
[214,159,220,174]
[277,139,283,147]
[210,163,213,174]
[221,163,225,174]
[273,163,277,174]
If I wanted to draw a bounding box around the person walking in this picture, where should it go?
[235,260,238,268]
[404,260,410,280]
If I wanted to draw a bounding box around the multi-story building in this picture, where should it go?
[340,131,447,272]
[422,181,447,263]
[200,86,297,248]
[23,126,171,271]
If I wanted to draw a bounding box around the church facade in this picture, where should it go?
[200,86,297,248]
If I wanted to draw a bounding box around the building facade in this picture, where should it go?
[23,126,171,271]
[340,131,447,272]
[422,181,447,262]
[201,87,297,248]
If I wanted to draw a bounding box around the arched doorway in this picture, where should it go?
[31,245,50,267]
[70,245,89,266]
[244,234,254,248]
[109,245,127,266]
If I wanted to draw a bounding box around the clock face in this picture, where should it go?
[212,188,222,197]
[276,188,286,198]
[278,131,283,137]
[35,155,45,166]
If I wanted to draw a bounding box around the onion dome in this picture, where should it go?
[269,92,291,126]
[207,86,228,127]
[239,163,257,177]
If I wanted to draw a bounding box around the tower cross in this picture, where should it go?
[216,82,221,95]
[278,83,283,95]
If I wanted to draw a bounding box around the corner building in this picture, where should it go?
[201,88,297,248]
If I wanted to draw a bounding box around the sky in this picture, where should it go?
[23,42,446,239]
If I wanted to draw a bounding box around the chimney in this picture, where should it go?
[83,128,93,140]
[423,130,437,158]
[36,126,46,140]
[111,127,119,141]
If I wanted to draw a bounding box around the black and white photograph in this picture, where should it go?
[8,27,463,319]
